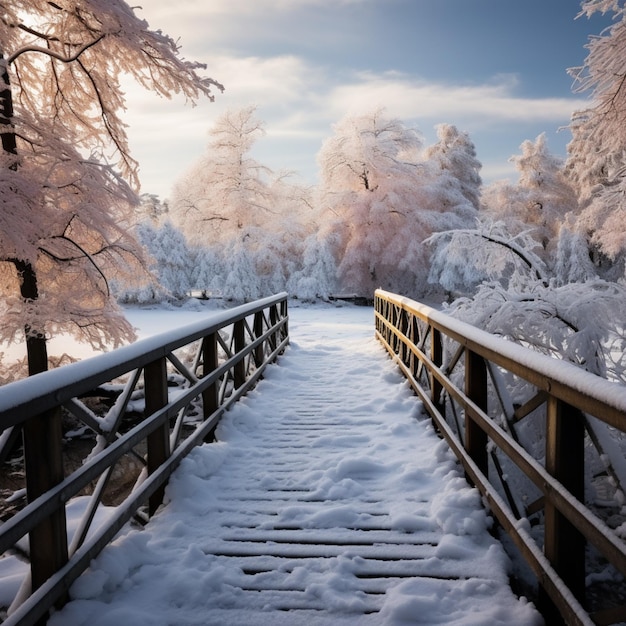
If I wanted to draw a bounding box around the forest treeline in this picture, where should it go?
[122,91,626,383]
[125,106,594,304]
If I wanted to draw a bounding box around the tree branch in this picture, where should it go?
[442,229,549,286]
[477,231,548,285]
[40,236,111,297]
[7,33,107,65]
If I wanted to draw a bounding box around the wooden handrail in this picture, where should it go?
[0,293,289,626]
[374,288,626,626]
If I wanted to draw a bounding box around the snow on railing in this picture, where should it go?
[375,288,626,626]
[0,293,288,626]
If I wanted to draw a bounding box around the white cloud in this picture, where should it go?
[480,160,519,185]
[326,71,588,125]
[205,55,315,107]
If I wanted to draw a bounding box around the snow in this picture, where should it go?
[12,302,542,626]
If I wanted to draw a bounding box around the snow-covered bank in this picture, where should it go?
[46,304,541,626]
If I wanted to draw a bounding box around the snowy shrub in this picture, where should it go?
[427,220,549,295]
[444,279,626,382]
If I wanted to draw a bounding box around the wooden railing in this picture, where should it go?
[0,293,288,626]
[375,289,626,626]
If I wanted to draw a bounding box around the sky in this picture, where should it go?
[122,0,614,200]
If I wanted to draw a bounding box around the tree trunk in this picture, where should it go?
[2,53,48,374]
[13,259,49,375]
[2,54,68,613]
[1,54,18,159]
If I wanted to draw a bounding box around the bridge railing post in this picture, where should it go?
[464,349,488,479]
[390,304,399,354]
[23,408,68,605]
[254,311,264,366]
[540,397,586,622]
[398,309,409,366]
[280,299,288,346]
[382,299,393,348]
[409,316,419,378]
[430,327,443,415]
[144,357,170,516]
[374,294,381,334]
[201,332,219,442]
[269,304,278,352]
[233,319,246,389]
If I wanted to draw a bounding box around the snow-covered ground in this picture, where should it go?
[36,302,542,626]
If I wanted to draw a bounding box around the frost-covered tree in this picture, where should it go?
[287,232,338,301]
[483,134,578,259]
[191,245,221,298]
[170,106,292,301]
[423,123,482,211]
[137,194,170,225]
[170,106,271,247]
[317,108,420,295]
[569,0,626,176]
[553,217,598,284]
[117,220,193,302]
[145,221,193,299]
[170,115,333,301]
[566,0,626,272]
[427,220,549,295]
[260,173,341,301]
[222,238,261,302]
[318,109,476,297]
[214,174,319,301]
[258,174,313,296]
[512,134,578,239]
[0,1,221,374]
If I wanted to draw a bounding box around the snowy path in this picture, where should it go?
[50,305,541,626]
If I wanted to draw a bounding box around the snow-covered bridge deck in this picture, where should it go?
[49,307,540,626]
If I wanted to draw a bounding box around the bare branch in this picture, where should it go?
[39,235,111,297]
[7,33,107,65]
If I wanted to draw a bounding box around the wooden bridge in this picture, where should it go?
[0,291,625,625]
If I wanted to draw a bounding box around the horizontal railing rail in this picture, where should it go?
[0,293,289,625]
[374,289,626,626]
